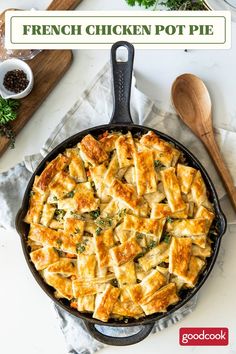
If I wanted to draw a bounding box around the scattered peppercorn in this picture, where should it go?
[3,69,29,94]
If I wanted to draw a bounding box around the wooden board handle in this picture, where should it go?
[47,0,82,10]
[201,132,236,212]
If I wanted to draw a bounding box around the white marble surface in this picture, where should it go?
[0,1,236,354]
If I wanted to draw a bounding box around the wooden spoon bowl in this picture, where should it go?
[172,73,236,212]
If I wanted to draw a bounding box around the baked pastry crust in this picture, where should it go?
[151,203,189,219]
[177,164,197,194]
[115,132,135,168]
[123,214,166,242]
[110,236,142,266]
[30,246,59,270]
[35,154,70,191]
[169,237,205,287]
[140,131,180,167]
[127,269,166,305]
[166,218,208,237]
[134,150,157,195]
[140,283,179,315]
[161,167,186,212]
[93,284,120,322]
[26,130,215,322]
[79,134,108,166]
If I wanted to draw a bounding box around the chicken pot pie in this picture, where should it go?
[25,130,216,322]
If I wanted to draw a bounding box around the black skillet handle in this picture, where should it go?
[110,41,134,124]
[84,321,154,346]
[15,207,25,236]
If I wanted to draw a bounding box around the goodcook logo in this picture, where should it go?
[179,328,229,346]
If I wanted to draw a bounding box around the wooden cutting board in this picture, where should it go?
[0,0,82,156]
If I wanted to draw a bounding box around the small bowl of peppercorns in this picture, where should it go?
[0,58,34,99]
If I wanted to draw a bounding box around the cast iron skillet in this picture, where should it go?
[16,41,227,346]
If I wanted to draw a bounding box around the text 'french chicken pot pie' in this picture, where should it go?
[25,130,216,322]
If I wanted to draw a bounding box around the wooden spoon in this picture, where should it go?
[171,73,236,211]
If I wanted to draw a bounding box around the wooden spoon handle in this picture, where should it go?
[47,0,82,10]
[201,131,236,211]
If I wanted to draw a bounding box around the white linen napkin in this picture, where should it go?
[0,62,235,353]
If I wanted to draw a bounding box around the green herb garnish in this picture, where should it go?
[0,98,20,149]
[136,233,144,240]
[125,0,205,12]
[0,97,20,125]
[53,195,58,201]
[147,240,157,250]
[118,209,127,218]
[96,217,112,228]
[30,191,35,197]
[166,216,173,223]
[163,233,171,244]
[76,242,86,254]
[75,227,80,234]
[135,252,145,260]
[90,209,100,219]
[96,227,102,235]
[0,124,16,149]
[125,0,157,8]
[161,0,205,10]
[66,191,75,198]
[54,209,66,221]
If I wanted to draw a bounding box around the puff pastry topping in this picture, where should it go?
[25,130,215,322]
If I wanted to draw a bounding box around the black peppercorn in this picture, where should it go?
[3,69,29,94]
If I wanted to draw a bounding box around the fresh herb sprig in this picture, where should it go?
[0,97,20,124]
[0,97,20,148]
[163,0,205,10]
[125,0,206,10]
[0,124,16,148]
[126,0,158,8]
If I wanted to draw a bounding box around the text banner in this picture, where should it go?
[5,11,231,50]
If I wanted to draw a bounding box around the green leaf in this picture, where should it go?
[96,216,112,228]
[136,233,145,240]
[118,208,127,218]
[66,191,75,198]
[54,209,66,221]
[0,98,19,149]
[125,0,205,10]
[166,216,173,223]
[147,240,157,250]
[90,209,100,219]
[126,0,158,8]
[160,0,205,10]
[76,242,86,253]
[163,233,171,243]
[96,227,102,235]
[0,97,20,125]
